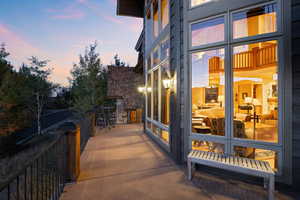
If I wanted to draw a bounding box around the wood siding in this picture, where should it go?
[292,0,300,185]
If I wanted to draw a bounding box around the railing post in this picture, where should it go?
[64,123,80,183]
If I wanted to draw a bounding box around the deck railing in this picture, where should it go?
[209,44,277,73]
[0,134,67,200]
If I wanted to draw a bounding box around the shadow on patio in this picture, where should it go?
[60,124,295,200]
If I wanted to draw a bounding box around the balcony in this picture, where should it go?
[209,44,277,73]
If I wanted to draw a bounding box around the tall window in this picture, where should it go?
[153,69,159,121]
[189,2,280,172]
[146,10,152,46]
[153,1,159,38]
[233,41,278,143]
[145,0,170,147]
[146,38,170,146]
[161,61,170,125]
[191,49,225,137]
[161,0,169,29]
[147,73,152,118]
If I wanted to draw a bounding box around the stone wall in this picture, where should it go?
[107,66,144,110]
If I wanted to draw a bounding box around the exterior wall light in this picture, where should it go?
[138,87,152,94]
[163,79,173,89]
[138,87,146,93]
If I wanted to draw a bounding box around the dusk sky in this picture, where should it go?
[0,0,143,86]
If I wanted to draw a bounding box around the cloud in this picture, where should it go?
[0,23,43,63]
[0,23,72,86]
[51,11,85,19]
[46,4,85,20]
[102,15,123,24]
[77,0,88,4]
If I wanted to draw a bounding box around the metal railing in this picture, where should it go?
[0,134,67,200]
[96,106,116,129]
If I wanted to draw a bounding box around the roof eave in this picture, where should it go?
[117,0,144,18]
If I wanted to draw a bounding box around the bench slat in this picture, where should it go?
[188,150,274,175]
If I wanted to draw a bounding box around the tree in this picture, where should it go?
[70,42,107,115]
[113,54,127,67]
[0,43,12,85]
[0,44,56,136]
[24,57,56,135]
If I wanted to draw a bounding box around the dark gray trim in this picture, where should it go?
[169,0,184,164]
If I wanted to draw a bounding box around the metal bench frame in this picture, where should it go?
[187,150,275,200]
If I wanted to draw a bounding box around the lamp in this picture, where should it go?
[244,97,253,104]
[244,97,261,140]
[163,79,173,89]
[138,87,146,93]
[217,95,224,107]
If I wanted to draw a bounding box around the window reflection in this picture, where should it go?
[153,48,160,66]
[191,17,225,47]
[152,124,169,144]
[233,4,277,39]
[147,121,152,130]
[161,130,169,143]
[153,70,159,121]
[147,73,152,118]
[161,61,170,125]
[191,0,212,7]
[191,49,225,136]
[160,39,170,61]
[161,0,169,29]
[234,146,278,171]
[192,140,224,154]
[153,1,159,38]
[146,10,152,46]
[233,41,278,143]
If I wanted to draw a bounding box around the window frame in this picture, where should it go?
[186,0,285,175]
[145,39,171,147]
[230,1,282,44]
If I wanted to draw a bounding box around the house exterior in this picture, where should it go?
[117,0,300,186]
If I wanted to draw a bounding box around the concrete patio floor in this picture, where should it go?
[61,124,296,200]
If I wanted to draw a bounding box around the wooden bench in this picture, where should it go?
[187,150,275,200]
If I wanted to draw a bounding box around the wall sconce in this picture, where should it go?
[138,87,146,93]
[138,87,152,94]
[163,79,174,89]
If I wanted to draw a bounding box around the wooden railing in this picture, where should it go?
[209,44,277,73]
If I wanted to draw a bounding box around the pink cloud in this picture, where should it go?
[102,15,123,24]
[46,4,85,20]
[0,23,71,86]
[77,0,88,3]
[107,0,117,6]
[0,24,43,62]
[52,11,85,20]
